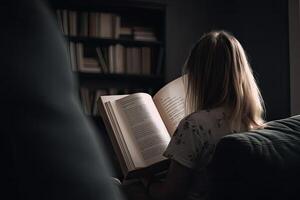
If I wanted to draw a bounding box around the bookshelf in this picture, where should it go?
[51,0,166,116]
[50,0,166,178]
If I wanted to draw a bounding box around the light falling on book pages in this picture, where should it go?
[98,76,186,179]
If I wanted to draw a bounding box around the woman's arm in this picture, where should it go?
[149,160,193,200]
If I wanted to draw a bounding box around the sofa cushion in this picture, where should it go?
[208,115,300,200]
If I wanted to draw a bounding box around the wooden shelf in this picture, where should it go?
[50,0,166,12]
[74,72,164,90]
[66,36,162,47]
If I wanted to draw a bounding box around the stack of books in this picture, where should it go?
[133,27,157,42]
[56,9,158,42]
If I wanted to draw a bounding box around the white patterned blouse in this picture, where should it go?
[164,107,245,200]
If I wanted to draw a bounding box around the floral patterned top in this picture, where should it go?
[163,107,244,200]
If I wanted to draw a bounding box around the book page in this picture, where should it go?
[153,76,186,136]
[115,93,171,167]
[100,95,136,173]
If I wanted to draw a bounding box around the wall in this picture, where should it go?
[136,0,212,80]
[148,0,290,120]
[289,0,300,115]
[209,0,290,120]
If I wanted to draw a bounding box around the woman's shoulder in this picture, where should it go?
[176,107,231,136]
[182,107,227,125]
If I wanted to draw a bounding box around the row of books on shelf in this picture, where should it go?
[69,42,162,75]
[80,87,154,116]
[56,9,157,41]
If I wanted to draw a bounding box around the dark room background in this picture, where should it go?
[50,0,291,121]
[134,0,290,121]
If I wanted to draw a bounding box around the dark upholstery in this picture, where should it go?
[209,115,300,200]
[0,0,122,199]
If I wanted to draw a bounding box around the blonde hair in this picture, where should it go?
[183,30,265,130]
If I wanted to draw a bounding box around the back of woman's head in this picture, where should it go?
[184,30,265,130]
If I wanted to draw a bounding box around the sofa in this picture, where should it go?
[209,115,300,200]
[1,0,122,199]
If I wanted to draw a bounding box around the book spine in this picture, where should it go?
[69,41,77,71]
[79,12,88,37]
[108,45,114,73]
[55,10,64,33]
[62,9,69,35]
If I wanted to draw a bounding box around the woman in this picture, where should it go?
[148,30,265,200]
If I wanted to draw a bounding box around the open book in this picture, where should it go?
[98,76,186,179]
